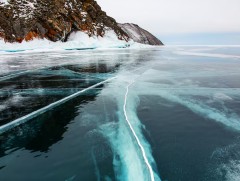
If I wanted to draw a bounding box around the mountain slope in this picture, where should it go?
[0,0,163,46]
[119,23,163,45]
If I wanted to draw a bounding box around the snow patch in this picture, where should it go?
[213,93,233,101]
[0,105,7,111]
[224,161,240,181]
[211,142,240,181]
[0,31,148,52]
[0,0,9,5]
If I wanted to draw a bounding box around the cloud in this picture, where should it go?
[97,0,240,35]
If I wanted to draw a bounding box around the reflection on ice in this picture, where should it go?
[0,76,116,133]
[0,61,122,126]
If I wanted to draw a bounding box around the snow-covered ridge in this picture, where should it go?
[0,0,163,50]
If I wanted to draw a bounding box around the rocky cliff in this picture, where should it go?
[119,23,163,45]
[0,0,163,45]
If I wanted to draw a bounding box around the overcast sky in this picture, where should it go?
[97,0,240,36]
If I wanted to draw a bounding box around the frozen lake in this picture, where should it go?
[0,46,240,181]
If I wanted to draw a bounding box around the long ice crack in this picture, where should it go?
[123,80,155,181]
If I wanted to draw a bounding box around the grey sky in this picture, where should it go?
[97,0,240,35]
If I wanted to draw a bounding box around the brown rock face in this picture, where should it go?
[0,0,129,43]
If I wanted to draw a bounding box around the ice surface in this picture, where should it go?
[1,46,240,181]
[96,46,240,180]
[175,51,240,59]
